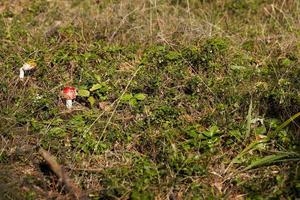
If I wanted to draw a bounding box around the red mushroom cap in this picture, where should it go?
[62,87,77,100]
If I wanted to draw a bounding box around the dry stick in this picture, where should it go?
[39,148,86,200]
[66,167,104,173]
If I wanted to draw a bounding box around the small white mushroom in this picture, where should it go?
[19,61,36,80]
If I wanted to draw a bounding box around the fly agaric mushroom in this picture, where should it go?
[19,60,37,80]
[62,87,77,109]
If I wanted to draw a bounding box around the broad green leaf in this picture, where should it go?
[88,96,96,106]
[229,130,242,141]
[269,118,280,129]
[78,89,90,97]
[90,84,102,91]
[255,126,266,135]
[94,74,101,82]
[121,93,133,101]
[186,129,198,138]
[202,131,211,138]
[134,93,146,101]
[203,125,219,138]
[129,98,138,106]
[232,157,243,164]
[49,127,66,137]
[166,51,181,60]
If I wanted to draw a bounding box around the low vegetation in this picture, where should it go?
[0,0,299,199]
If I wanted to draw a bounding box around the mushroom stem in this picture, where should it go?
[19,67,25,80]
[66,99,73,109]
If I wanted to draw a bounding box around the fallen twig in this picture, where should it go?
[39,148,87,200]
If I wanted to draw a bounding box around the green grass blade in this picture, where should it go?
[232,138,268,163]
[244,152,300,171]
[270,112,300,138]
[225,138,269,173]
[244,154,287,171]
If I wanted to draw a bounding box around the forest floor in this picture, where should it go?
[0,0,300,199]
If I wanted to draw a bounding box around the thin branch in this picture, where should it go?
[39,148,87,200]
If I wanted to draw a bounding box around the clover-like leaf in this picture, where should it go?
[121,93,133,101]
[88,96,96,106]
[134,93,146,101]
[90,83,102,91]
[129,98,138,107]
[203,125,220,138]
[78,89,90,97]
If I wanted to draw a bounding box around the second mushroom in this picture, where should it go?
[62,87,77,109]
[19,60,37,80]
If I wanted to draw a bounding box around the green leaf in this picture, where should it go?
[129,98,138,106]
[90,84,102,91]
[94,74,101,82]
[255,126,266,135]
[134,93,146,101]
[88,96,96,106]
[186,129,198,138]
[269,118,280,129]
[166,51,181,60]
[78,89,90,97]
[49,127,66,138]
[229,130,242,141]
[131,190,153,200]
[121,93,133,101]
[281,58,292,66]
[203,125,219,138]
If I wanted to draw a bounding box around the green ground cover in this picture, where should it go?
[0,0,299,199]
